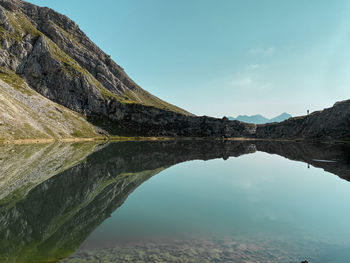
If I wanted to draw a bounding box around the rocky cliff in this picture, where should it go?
[0,0,348,140]
[0,71,102,140]
[255,100,350,141]
[0,0,258,139]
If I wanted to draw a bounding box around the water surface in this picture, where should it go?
[0,140,349,263]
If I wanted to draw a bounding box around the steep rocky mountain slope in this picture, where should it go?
[0,0,259,139]
[0,68,101,140]
[0,0,189,115]
[0,0,348,140]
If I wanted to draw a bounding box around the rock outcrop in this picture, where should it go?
[0,0,257,139]
[0,72,102,140]
[0,0,348,140]
[256,100,350,141]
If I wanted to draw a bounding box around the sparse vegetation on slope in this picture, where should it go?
[0,1,191,116]
[0,68,102,140]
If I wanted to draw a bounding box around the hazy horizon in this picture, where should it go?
[29,0,350,118]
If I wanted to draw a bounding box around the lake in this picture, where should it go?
[0,140,349,263]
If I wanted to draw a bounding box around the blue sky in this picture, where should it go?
[29,0,350,118]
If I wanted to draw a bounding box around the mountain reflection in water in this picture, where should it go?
[0,140,349,263]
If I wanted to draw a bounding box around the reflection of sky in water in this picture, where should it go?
[82,151,350,249]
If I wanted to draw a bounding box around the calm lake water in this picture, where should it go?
[0,140,349,263]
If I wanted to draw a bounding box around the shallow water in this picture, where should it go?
[66,152,350,263]
[0,140,349,263]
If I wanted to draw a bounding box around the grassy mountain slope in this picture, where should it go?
[0,0,191,116]
[0,0,261,140]
[0,67,101,141]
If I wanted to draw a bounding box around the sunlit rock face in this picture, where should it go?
[0,0,258,139]
[0,0,348,139]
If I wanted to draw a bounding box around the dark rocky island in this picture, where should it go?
[0,0,348,141]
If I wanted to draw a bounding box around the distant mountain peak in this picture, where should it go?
[270,113,292,123]
[228,112,292,124]
[278,112,291,117]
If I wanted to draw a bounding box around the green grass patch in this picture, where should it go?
[0,67,33,96]
[1,10,41,42]
[71,129,85,138]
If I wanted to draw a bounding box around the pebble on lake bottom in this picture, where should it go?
[60,237,321,263]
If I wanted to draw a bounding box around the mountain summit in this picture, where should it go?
[0,0,348,141]
[269,113,292,123]
[229,113,292,124]
[0,0,256,140]
[0,0,190,115]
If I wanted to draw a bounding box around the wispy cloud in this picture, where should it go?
[223,61,272,93]
[249,47,276,56]
[246,64,263,70]
[258,82,273,91]
[230,74,272,91]
[231,76,253,87]
[264,47,275,55]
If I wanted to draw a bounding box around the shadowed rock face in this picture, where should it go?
[0,140,349,262]
[256,100,350,141]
